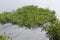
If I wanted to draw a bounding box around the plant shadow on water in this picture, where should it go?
[0,23,49,40]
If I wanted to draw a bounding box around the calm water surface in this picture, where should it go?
[0,23,49,40]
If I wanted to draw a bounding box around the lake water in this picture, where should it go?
[0,23,49,40]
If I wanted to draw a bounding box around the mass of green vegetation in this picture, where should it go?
[0,5,60,40]
[0,34,9,40]
[45,20,60,40]
[0,5,56,27]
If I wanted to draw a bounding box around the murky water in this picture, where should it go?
[0,23,49,40]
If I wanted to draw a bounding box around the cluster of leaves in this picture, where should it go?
[0,34,9,40]
[0,5,56,27]
[46,20,60,40]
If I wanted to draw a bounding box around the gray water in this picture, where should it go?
[0,23,49,40]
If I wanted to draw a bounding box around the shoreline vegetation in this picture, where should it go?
[0,5,60,40]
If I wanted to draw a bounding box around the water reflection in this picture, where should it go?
[0,23,49,40]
